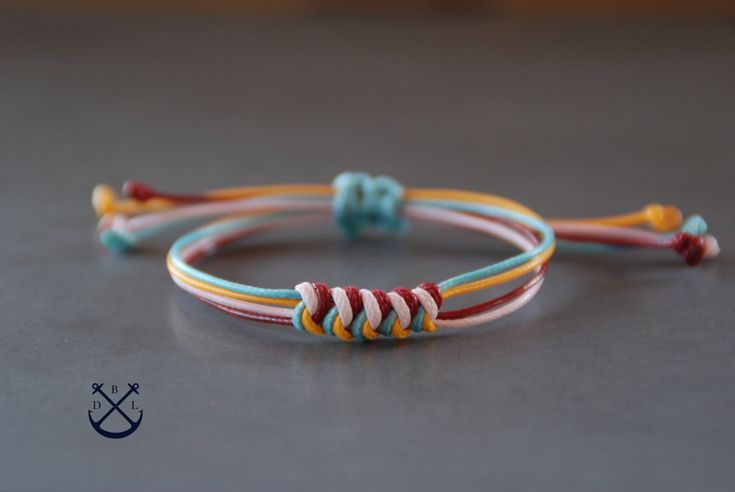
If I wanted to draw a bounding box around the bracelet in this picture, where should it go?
[92,172,719,342]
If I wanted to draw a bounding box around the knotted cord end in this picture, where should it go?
[680,215,707,236]
[99,229,135,253]
[645,204,682,232]
[92,184,118,217]
[671,232,720,266]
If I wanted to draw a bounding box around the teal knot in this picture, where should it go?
[332,172,405,239]
[680,215,708,236]
[99,229,135,253]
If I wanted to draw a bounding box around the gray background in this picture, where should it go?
[1,11,734,491]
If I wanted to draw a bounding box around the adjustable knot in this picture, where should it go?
[293,281,442,342]
[332,172,405,239]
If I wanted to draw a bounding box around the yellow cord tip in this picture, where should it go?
[92,184,118,217]
[645,204,682,232]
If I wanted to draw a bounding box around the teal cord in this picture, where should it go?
[332,172,405,239]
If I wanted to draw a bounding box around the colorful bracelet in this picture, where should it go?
[92,172,719,342]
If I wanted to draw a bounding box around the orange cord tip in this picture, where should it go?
[645,204,682,232]
[92,184,118,217]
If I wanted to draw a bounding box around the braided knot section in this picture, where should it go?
[293,282,443,341]
[332,172,405,239]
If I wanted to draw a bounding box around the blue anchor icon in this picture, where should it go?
[88,383,142,439]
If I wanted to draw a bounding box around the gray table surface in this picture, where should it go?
[1,11,734,492]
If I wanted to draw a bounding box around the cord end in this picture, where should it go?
[122,180,155,201]
[96,214,115,234]
[92,184,118,217]
[645,204,682,232]
[703,234,720,259]
[680,215,708,236]
[671,232,722,266]
[99,229,135,253]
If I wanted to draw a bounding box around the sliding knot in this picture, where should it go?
[332,172,405,239]
[293,281,442,342]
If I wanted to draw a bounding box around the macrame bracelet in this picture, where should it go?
[92,172,720,342]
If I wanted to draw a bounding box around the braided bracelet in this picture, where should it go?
[92,172,719,342]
